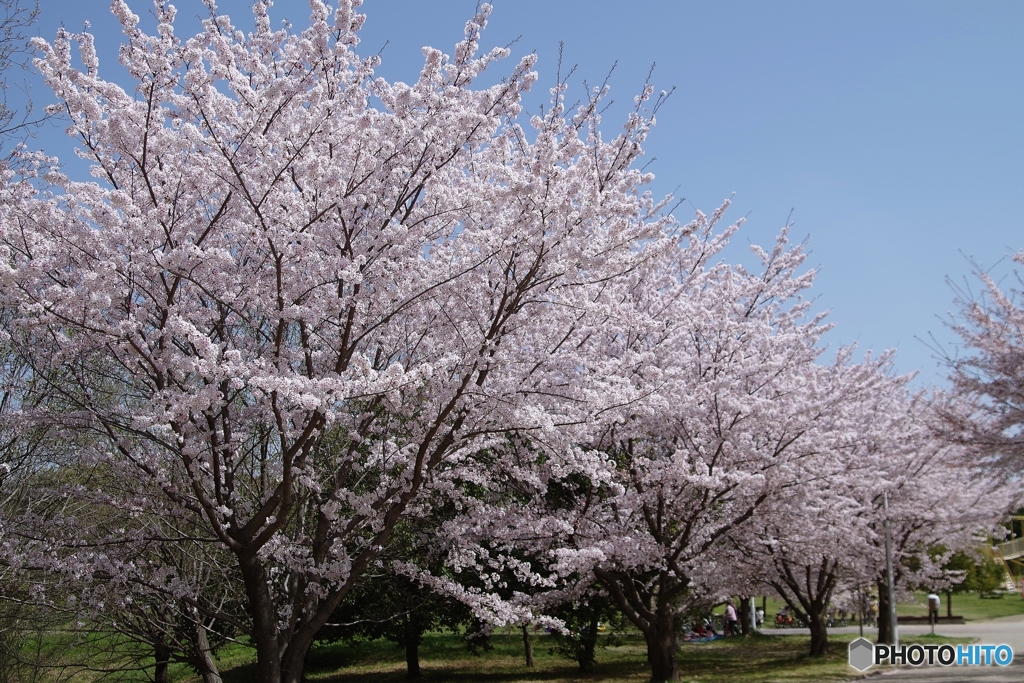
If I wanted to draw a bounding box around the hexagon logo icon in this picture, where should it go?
[849,637,874,671]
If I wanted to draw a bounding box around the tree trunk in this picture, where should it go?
[579,612,600,672]
[401,616,424,680]
[806,609,829,656]
[154,644,172,683]
[876,580,895,645]
[278,600,336,683]
[192,616,223,683]
[739,597,752,636]
[237,555,283,683]
[946,590,952,618]
[276,534,388,683]
[404,638,422,680]
[768,557,839,658]
[642,618,679,683]
[593,566,683,683]
[521,624,534,668]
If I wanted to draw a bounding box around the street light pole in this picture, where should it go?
[883,490,899,648]
[858,584,864,638]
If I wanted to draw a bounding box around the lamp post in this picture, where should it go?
[883,491,899,648]
[857,584,864,638]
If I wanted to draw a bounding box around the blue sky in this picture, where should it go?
[17,0,1024,386]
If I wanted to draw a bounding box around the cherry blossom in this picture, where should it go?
[0,2,676,680]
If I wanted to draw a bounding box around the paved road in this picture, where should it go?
[762,615,1024,681]
[874,615,1024,682]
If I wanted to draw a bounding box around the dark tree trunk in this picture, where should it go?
[521,624,534,668]
[405,638,422,679]
[237,556,283,683]
[154,644,172,683]
[806,609,829,656]
[402,617,424,679]
[739,597,752,635]
[769,557,838,657]
[876,580,895,645]
[280,628,315,683]
[275,557,372,683]
[643,619,679,683]
[278,595,345,683]
[593,566,684,683]
[579,612,600,672]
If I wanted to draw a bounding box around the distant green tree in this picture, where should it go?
[324,569,470,680]
[547,592,620,672]
[320,519,472,680]
[943,550,1007,615]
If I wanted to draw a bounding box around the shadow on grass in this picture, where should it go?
[220,660,260,683]
[302,633,650,682]
[314,663,647,682]
[218,631,971,683]
[673,633,877,683]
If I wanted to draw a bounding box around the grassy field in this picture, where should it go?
[23,591,1016,682]
[756,590,1024,626]
[203,629,969,683]
[896,590,1024,621]
[17,628,971,683]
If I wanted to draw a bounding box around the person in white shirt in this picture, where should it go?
[927,592,941,625]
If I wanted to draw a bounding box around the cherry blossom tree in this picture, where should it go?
[0,292,69,679]
[726,353,898,656]
[0,417,241,682]
[945,252,1024,467]
[729,362,1014,655]
[587,243,833,680]
[864,392,1016,644]
[479,222,846,683]
[0,2,677,681]
[0,0,46,146]
[423,219,879,681]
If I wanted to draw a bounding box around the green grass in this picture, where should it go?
[676,633,864,683]
[20,628,971,683]
[894,591,1024,621]
[204,630,968,683]
[27,591,1014,682]
[752,590,1024,626]
[197,591,1022,682]
[14,628,194,682]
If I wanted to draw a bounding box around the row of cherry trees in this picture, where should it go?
[0,3,1017,683]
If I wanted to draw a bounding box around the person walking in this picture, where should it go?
[724,600,740,636]
[927,592,941,631]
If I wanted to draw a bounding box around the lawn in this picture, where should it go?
[755,590,1024,626]
[895,591,1024,621]
[207,629,968,683]
[24,592,1011,682]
